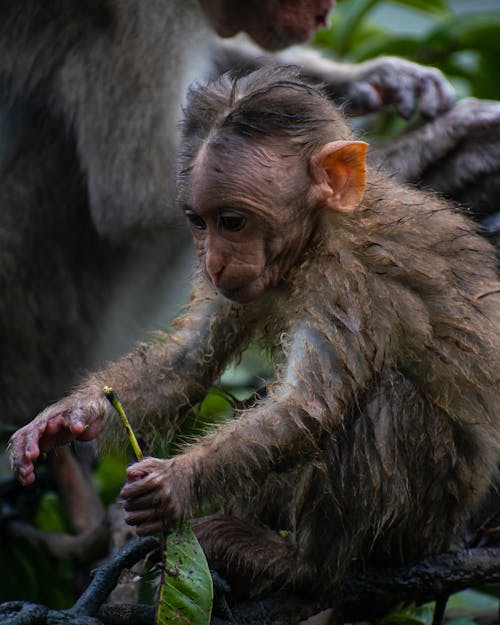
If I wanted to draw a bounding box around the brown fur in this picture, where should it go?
[10,67,500,599]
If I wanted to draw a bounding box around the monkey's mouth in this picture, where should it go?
[275,0,334,44]
[219,284,256,303]
[245,0,335,51]
[219,276,268,304]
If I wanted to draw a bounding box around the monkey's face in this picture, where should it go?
[180,143,313,304]
[199,0,335,50]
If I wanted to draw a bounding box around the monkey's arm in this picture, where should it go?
[369,98,500,238]
[370,98,500,187]
[121,321,373,535]
[9,279,249,486]
[211,36,453,119]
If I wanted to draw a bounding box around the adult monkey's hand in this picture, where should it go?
[327,56,454,119]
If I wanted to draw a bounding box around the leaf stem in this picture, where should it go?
[103,386,144,462]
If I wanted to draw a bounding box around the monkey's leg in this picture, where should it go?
[192,514,315,596]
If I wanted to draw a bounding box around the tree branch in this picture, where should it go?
[70,536,159,617]
[1,541,499,625]
[218,547,500,625]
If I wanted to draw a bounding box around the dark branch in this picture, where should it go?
[220,547,500,625]
[70,536,159,617]
[1,543,499,625]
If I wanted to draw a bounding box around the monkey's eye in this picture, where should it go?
[185,210,206,230]
[217,210,247,232]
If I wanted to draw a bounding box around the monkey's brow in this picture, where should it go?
[237,79,322,104]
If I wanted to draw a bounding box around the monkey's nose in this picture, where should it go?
[206,258,226,287]
[210,269,224,287]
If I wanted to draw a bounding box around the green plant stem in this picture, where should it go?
[103,386,144,462]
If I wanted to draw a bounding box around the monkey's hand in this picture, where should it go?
[9,393,108,486]
[122,455,198,536]
[336,56,454,119]
[370,98,500,195]
[420,97,500,151]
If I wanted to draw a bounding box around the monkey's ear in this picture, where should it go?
[309,141,368,213]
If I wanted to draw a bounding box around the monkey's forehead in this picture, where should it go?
[182,143,304,210]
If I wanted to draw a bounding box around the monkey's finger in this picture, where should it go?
[68,420,87,435]
[11,436,46,485]
[124,469,153,485]
[9,441,36,484]
[74,421,101,441]
[125,458,160,480]
[433,76,454,115]
[43,414,71,435]
[345,82,383,115]
[25,409,75,451]
[22,426,46,459]
[419,68,454,118]
[23,442,40,462]
[392,76,417,120]
[134,521,164,537]
[418,76,453,119]
[16,464,36,486]
[125,463,168,489]
[121,479,157,499]
[70,399,107,437]
[124,509,155,526]
[122,492,160,511]
[363,73,415,119]
[418,76,440,119]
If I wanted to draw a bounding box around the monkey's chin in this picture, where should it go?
[219,277,269,304]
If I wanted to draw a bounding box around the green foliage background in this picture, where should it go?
[315,0,500,100]
[313,0,500,140]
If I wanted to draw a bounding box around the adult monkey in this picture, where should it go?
[11,68,500,600]
[1,0,489,432]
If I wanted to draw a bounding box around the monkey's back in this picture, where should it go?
[238,178,500,578]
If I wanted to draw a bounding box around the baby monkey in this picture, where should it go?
[10,67,500,597]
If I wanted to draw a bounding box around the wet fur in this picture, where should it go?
[10,67,500,598]
[91,69,500,593]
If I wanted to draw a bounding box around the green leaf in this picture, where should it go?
[321,0,449,57]
[348,34,422,62]
[93,449,128,506]
[169,390,233,453]
[335,0,379,55]
[156,523,213,625]
[0,542,74,607]
[390,0,449,17]
[379,603,435,625]
[421,13,500,59]
[447,588,499,612]
[198,390,234,420]
[34,491,69,533]
[473,52,500,100]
